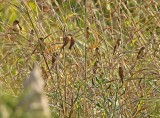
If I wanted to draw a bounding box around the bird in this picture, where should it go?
[94,47,101,60]
[42,5,51,12]
[86,27,90,39]
[61,34,72,49]
[52,52,58,65]
[69,36,76,50]
[119,66,124,83]
[12,20,22,32]
[113,39,121,55]
[39,38,45,51]
[95,47,100,56]
[137,47,145,59]
[29,29,35,42]
[30,29,35,36]
[38,34,52,52]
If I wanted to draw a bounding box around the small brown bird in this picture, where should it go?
[30,29,34,36]
[42,5,51,12]
[52,52,58,65]
[29,29,35,42]
[95,47,100,55]
[39,38,45,51]
[69,36,76,50]
[86,27,90,39]
[113,39,121,55]
[12,20,22,32]
[52,56,56,65]
[137,47,145,59]
[119,67,124,83]
[62,34,72,49]
[94,47,101,60]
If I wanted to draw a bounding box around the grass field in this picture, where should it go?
[0,0,160,117]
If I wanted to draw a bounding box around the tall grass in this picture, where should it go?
[0,0,160,117]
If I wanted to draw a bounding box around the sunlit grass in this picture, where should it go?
[0,0,160,117]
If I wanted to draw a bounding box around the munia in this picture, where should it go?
[62,34,72,49]
[52,52,58,65]
[69,36,76,49]
[62,34,76,50]
[137,47,145,59]
[86,27,90,39]
[113,39,121,55]
[119,66,124,83]
[12,20,22,32]
[39,38,45,51]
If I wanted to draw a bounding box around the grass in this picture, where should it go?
[0,0,160,117]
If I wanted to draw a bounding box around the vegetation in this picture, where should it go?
[0,0,160,117]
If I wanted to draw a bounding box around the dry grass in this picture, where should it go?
[0,0,160,117]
